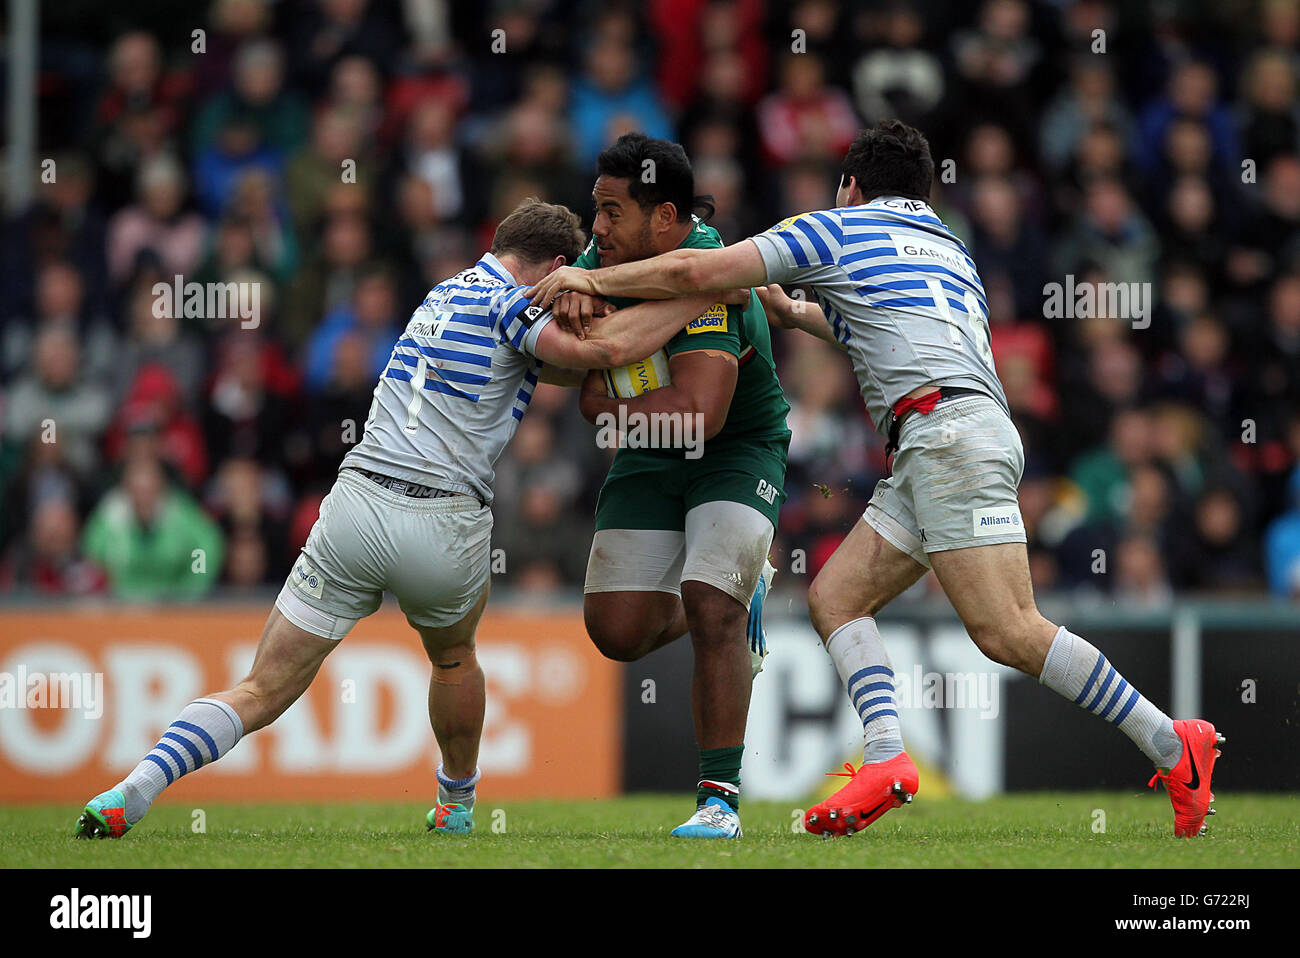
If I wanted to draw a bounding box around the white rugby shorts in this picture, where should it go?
[276,469,491,639]
[583,499,774,608]
[864,396,1026,567]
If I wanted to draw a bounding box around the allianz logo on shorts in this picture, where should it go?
[294,558,325,598]
[972,506,1022,537]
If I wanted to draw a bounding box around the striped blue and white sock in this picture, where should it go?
[436,763,481,811]
[1039,627,1182,768]
[116,698,244,823]
[826,617,905,764]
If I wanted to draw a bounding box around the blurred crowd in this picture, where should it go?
[4,0,1300,604]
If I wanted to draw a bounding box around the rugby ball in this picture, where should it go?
[604,348,672,398]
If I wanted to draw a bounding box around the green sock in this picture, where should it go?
[696,745,743,810]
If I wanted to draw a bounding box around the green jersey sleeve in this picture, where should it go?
[664,300,743,359]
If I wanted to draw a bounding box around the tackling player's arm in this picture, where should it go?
[528,240,768,306]
[528,292,735,370]
[577,349,738,441]
[756,284,845,351]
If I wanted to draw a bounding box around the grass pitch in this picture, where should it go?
[4,792,1297,868]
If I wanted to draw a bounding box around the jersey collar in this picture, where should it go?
[477,251,515,285]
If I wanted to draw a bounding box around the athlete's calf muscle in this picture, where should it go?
[212,607,337,735]
[928,542,1057,674]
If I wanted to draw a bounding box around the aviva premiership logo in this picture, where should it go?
[686,302,728,335]
[769,214,804,233]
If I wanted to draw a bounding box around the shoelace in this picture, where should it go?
[827,762,858,779]
[695,804,736,827]
[1147,767,1174,791]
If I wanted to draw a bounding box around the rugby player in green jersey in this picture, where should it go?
[553,134,791,837]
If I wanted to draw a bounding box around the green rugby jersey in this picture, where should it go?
[575,216,791,452]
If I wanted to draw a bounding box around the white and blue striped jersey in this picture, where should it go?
[341,252,553,505]
[750,196,1008,434]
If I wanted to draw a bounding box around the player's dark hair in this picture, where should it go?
[596,132,715,222]
[840,120,934,202]
[491,197,586,265]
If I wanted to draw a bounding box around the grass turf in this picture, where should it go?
[3,792,1297,868]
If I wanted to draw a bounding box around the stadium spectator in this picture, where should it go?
[113,282,207,410]
[287,107,373,245]
[282,210,373,346]
[2,260,116,388]
[949,0,1042,148]
[1,153,109,325]
[1051,178,1160,290]
[190,0,275,102]
[203,331,302,468]
[968,175,1048,317]
[82,453,225,600]
[305,329,377,473]
[205,456,293,579]
[106,153,208,288]
[492,414,591,589]
[1239,47,1300,170]
[192,38,308,160]
[570,24,673,168]
[757,53,859,168]
[1039,58,1133,174]
[1136,60,1240,180]
[0,497,107,596]
[1180,486,1263,592]
[850,1,945,130]
[93,31,190,209]
[285,0,402,98]
[2,326,111,480]
[105,363,210,490]
[302,264,402,393]
[1113,533,1174,606]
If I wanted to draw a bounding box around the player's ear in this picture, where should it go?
[548,254,567,274]
[656,201,678,233]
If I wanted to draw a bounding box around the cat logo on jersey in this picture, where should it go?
[686,302,728,334]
